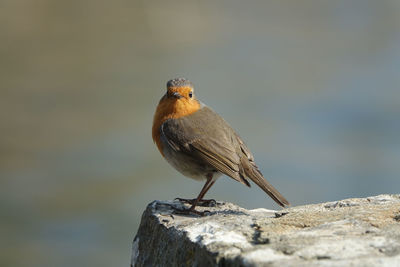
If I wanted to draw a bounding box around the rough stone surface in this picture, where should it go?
[132,195,400,266]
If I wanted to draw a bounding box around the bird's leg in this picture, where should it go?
[175,179,216,207]
[188,174,215,212]
[195,178,216,206]
[175,174,216,206]
[173,174,216,215]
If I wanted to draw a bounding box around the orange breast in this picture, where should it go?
[152,95,201,155]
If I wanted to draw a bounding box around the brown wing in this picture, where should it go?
[189,139,250,186]
[160,107,250,186]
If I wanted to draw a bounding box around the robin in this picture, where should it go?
[152,78,289,215]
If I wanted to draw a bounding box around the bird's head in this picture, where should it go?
[166,78,196,102]
[158,78,200,117]
[154,77,201,123]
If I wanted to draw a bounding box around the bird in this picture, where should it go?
[152,78,289,215]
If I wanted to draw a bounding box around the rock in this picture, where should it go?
[131,195,400,266]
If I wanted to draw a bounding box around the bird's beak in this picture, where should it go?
[172,92,182,99]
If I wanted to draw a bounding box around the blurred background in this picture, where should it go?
[1,0,399,266]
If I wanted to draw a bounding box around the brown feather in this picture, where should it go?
[239,156,289,207]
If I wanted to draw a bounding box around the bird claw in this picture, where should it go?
[171,206,210,217]
[174,198,217,207]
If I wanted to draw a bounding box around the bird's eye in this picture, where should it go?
[189,91,193,98]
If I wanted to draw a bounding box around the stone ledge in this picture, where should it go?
[131,195,400,266]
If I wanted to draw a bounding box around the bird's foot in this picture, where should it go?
[174,197,217,207]
[171,206,210,216]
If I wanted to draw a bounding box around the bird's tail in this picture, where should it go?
[241,158,290,207]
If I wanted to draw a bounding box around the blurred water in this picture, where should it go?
[1,1,400,266]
